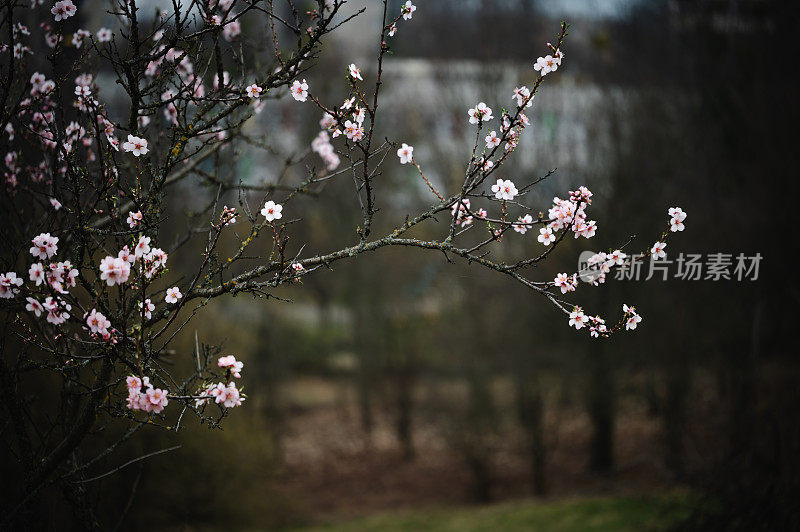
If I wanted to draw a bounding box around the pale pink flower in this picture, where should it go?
[260,200,283,222]
[0,272,23,299]
[96,28,112,42]
[348,63,363,80]
[290,79,309,102]
[537,227,555,245]
[98,256,131,286]
[397,143,414,164]
[491,179,518,201]
[165,287,182,304]
[29,263,45,285]
[651,241,667,259]
[401,1,416,20]
[245,83,262,98]
[26,297,44,317]
[138,299,155,319]
[218,355,244,378]
[122,134,148,156]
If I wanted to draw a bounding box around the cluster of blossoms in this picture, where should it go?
[99,255,131,286]
[669,207,687,232]
[544,186,597,240]
[569,307,608,337]
[127,210,143,228]
[9,226,174,340]
[468,102,493,124]
[220,205,237,226]
[311,129,340,171]
[50,0,77,21]
[556,207,686,336]
[125,376,169,414]
[623,304,642,330]
[555,272,579,294]
[30,232,59,259]
[290,79,309,102]
[1,233,80,326]
[40,297,72,325]
[384,1,416,38]
[98,234,169,283]
[451,199,473,227]
[194,356,246,409]
[85,308,114,341]
[0,272,24,299]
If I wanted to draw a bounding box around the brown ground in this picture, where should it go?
[270,377,681,521]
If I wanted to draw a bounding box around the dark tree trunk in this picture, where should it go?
[588,340,614,474]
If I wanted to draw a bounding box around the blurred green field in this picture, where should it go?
[299,493,693,532]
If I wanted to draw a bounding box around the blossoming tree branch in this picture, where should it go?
[0,0,684,518]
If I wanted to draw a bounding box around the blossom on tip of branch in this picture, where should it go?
[669,207,686,232]
[291,79,309,102]
[468,102,493,124]
[397,143,414,164]
[348,63,363,81]
[491,178,518,201]
[122,134,148,156]
[401,1,416,20]
[261,200,283,222]
[624,304,643,330]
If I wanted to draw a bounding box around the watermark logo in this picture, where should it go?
[577,252,762,282]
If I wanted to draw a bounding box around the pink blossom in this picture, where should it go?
[290,79,309,102]
[397,143,414,164]
[218,355,244,378]
[261,201,283,222]
[165,287,182,304]
[0,272,23,299]
[30,232,58,260]
[99,256,131,286]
